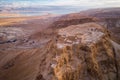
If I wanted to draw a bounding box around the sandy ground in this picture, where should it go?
[0,13,57,26]
[0,13,24,17]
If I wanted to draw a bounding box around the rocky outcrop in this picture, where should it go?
[0,27,26,44]
[48,23,120,80]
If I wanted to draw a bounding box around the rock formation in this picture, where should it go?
[48,22,120,80]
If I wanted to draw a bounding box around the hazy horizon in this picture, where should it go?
[0,0,120,16]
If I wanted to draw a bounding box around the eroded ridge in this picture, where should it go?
[49,23,119,80]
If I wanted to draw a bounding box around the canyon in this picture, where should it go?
[0,8,120,80]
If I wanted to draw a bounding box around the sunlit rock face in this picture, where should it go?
[57,23,104,46]
[49,23,120,80]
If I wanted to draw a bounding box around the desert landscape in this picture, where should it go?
[0,0,120,80]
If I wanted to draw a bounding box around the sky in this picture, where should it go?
[1,0,120,8]
[0,0,120,15]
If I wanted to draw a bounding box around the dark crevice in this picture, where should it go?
[112,47,119,80]
[35,74,45,80]
[2,59,15,69]
[84,53,92,80]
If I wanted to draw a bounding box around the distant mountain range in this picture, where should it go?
[0,6,87,15]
